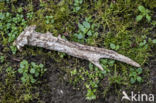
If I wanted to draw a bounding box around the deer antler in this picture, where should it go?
[13,26,140,70]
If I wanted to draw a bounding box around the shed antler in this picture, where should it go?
[13,26,140,70]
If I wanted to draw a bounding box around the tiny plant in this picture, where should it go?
[74,17,98,44]
[26,12,34,20]
[129,68,143,84]
[70,60,113,100]
[110,43,120,50]
[73,0,83,12]
[152,39,156,44]
[45,16,54,24]
[85,83,97,100]
[10,45,17,55]
[6,66,15,74]
[0,56,5,63]
[139,40,147,47]
[0,12,27,54]
[136,5,151,22]
[18,60,46,84]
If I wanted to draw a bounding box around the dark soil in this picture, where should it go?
[36,49,156,103]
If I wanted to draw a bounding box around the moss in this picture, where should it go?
[0,2,5,11]
[0,0,155,101]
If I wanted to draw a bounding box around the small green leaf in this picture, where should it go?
[79,0,83,4]
[146,15,151,22]
[101,59,108,64]
[77,33,84,39]
[130,68,134,72]
[75,0,79,4]
[18,68,23,73]
[74,33,78,37]
[110,43,116,50]
[0,13,4,20]
[139,40,146,47]
[23,72,28,77]
[35,72,39,77]
[101,70,106,74]
[132,72,137,77]
[17,7,23,13]
[20,60,29,69]
[115,45,119,50]
[85,84,90,88]
[137,76,142,82]
[31,62,36,67]
[0,56,5,63]
[139,42,144,47]
[46,20,49,24]
[86,89,96,100]
[44,68,47,72]
[138,6,145,12]
[39,64,44,68]
[78,23,86,33]
[78,23,83,29]
[89,63,93,70]
[136,15,143,22]
[51,20,54,23]
[6,67,13,73]
[151,21,156,26]
[10,45,17,54]
[137,68,142,74]
[152,39,156,44]
[108,60,115,66]
[21,77,26,83]
[30,68,35,74]
[130,78,136,84]
[71,69,77,75]
[31,78,36,83]
[87,30,92,36]
[83,21,90,29]
[75,7,80,11]
[145,9,150,14]
[94,32,98,38]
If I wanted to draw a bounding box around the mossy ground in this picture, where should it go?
[0,0,156,103]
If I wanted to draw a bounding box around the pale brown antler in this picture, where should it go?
[13,26,140,70]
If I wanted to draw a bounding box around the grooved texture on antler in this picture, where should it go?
[13,26,140,70]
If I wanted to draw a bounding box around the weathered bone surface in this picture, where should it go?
[13,25,140,70]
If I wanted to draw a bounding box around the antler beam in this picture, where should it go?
[13,26,140,70]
